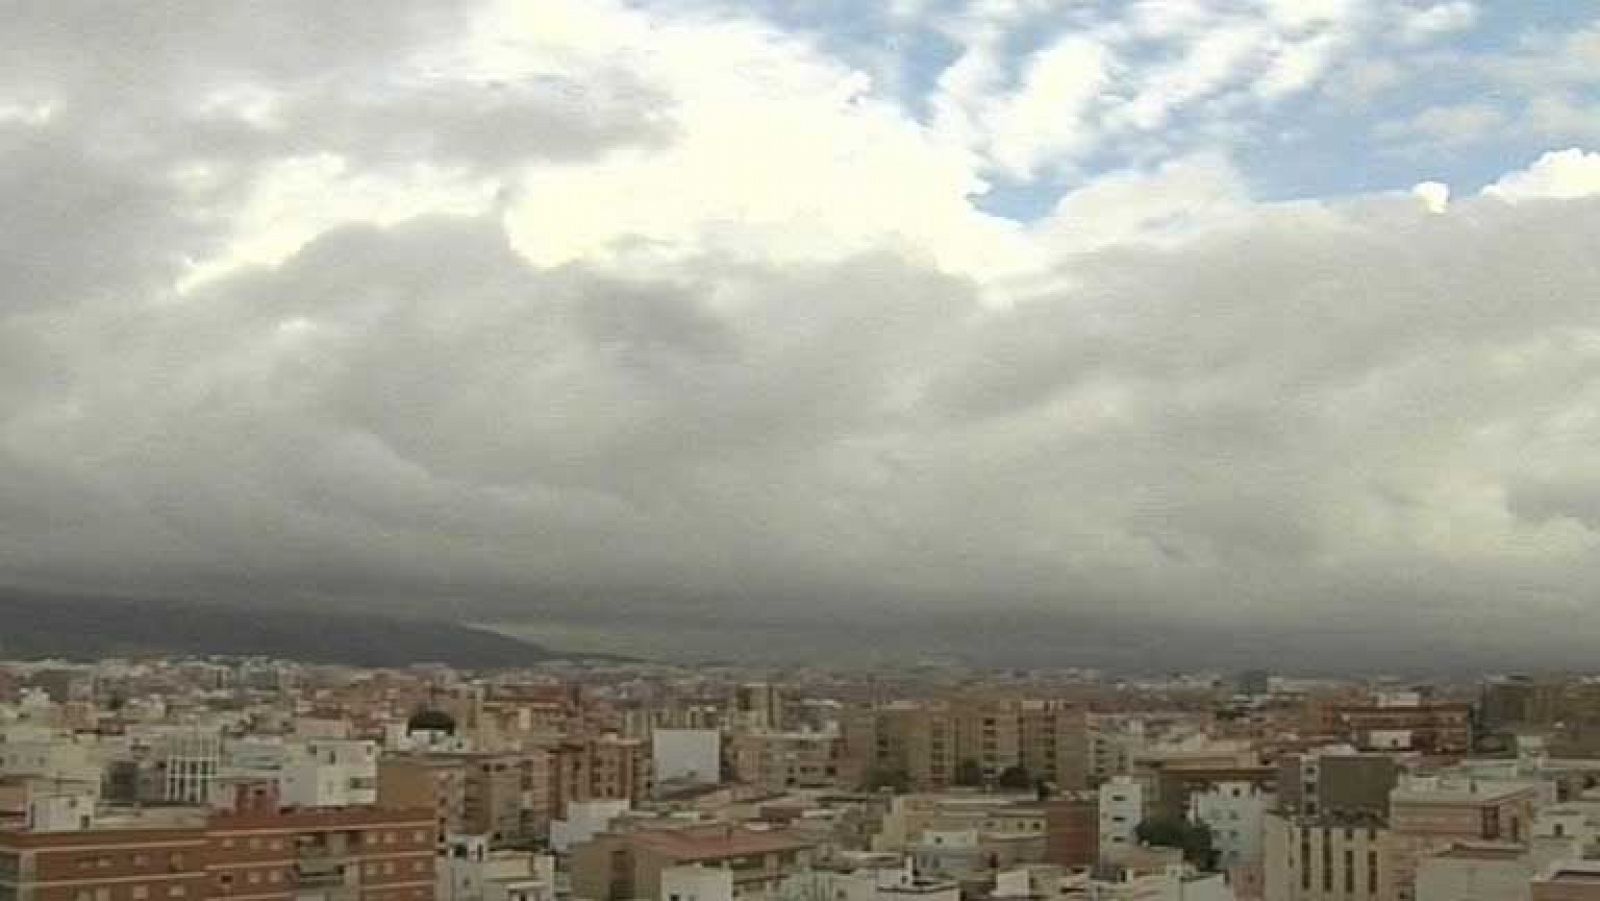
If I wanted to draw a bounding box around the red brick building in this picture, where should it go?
[0,808,436,901]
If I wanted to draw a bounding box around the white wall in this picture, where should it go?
[662,865,734,901]
[279,739,377,808]
[1099,776,1144,861]
[1190,781,1268,869]
[654,729,721,785]
[550,798,631,853]
[1416,854,1531,901]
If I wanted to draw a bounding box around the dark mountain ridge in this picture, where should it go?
[0,588,571,668]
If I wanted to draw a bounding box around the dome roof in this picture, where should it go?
[406,708,457,734]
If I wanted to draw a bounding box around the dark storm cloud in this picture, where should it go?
[5,0,1600,668]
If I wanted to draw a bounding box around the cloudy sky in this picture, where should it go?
[5,1,1600,667]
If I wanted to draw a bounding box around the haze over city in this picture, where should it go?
[5,2,1600,669]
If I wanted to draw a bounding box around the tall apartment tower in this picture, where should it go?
[732,684,785,732]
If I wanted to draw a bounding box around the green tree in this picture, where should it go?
[954,758,984,787]
[1135,814,1217,870]
[996,765,1033,790]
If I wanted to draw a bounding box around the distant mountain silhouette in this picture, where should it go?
[0,588,592,668]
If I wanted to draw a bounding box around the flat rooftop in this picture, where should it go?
[627,828,815,861]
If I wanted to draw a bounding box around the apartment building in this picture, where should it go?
[460,754,551,846]
[1042,795,1097,869]
[549,737,648,818]
[731,685,785,733]
[843,699,1086,793]
[729,731,841,793]
[0,807,436,901]
[571,825,815,901]
[1277,752,1397,822]
[0,823,209,901]
[279,742,378,810]
[1262,813,1387,901]
[1383,779,1539,901]
[206,807,436,901]
[1189,780,1270,870]
[376,757,468,843]
[1329,705,1472,757]
[1414,844,1532,901]
[1097,777,1143,862]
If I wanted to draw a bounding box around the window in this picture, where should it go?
[247,872,261,885]
[269,871,282,884]
[133,888,149,901]
[219,875,234,887]
[169,887,185,898]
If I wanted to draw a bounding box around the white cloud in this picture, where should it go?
[1399,1,1478,44]
[1033,153,1249,252]
[985,35,1113,179]
[1254,32,1343,99]
[1412,180,1450,212]
[180,155,500,291]
[478,0,1030,279]
[1483,148,1600,201]
[1113,25,1266,131]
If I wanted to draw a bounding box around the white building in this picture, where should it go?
[1099,776,1145,861]
[550,799,631,853]
[653,729,722,787]
[279,739,378,808]
[1099,867,1235,901]
[779,857,959,901]
[663,865,734,901]
[438,835,555,901]
[0,733,104,788]
[1262,813,1386,901]
[1415,845,1531,901]
[1189,781,1269,870]
[148,727,223,805]
[21,782,99,833]
[911,829,982,879]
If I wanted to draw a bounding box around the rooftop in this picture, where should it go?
[1433,843,1526,861]
[625,827,815,861]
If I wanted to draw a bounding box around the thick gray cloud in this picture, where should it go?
[4,2,1600,670]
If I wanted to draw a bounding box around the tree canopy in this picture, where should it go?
[1135,814,1217,870]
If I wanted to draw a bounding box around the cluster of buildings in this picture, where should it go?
[6,658,1600,901]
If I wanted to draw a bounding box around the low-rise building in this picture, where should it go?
[571,825,816,901]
